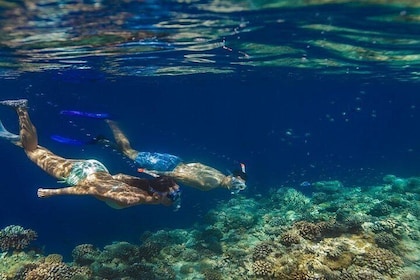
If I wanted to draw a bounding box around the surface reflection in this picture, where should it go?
[0,0,419,80]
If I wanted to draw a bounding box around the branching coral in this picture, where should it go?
[202,268,223,280]
[353,247,403,276]
[341,266,383,279]
[374,232,399,249]
[293,221,323,241]
[252,259,273,277]
[24,259,90,280]
[279,230,300,246]
[369,202,392,217]
[0,225,37,251]
[252,242,273,260]
[152,264,176,280]
[72,244,100,266]
[138,241,163,261]
[102,241,140,263]
[44,254,63,264]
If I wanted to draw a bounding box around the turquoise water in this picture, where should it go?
[0,0,419,279]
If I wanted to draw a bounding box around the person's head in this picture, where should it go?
[228,163,247,194]
[149,176,181,208]
[227,175,247,194]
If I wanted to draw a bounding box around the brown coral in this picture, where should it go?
[280,230,300,246]
[44,254,63,264]
[0,225,37,251]
[374,232,398,249]
[353,247,403,276]
[72,244,100,266]
[293,221,323,241]
[25,260,90,280]
[252,259,273,277]
[252,242,273,260]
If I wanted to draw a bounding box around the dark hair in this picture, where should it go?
[233,169,247,181]
[122,176,175,194]
[149,176,176,192]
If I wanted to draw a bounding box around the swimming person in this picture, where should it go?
[0,99,181,209]
[104,119,247,193]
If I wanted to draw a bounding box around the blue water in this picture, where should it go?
[0,0,419,261]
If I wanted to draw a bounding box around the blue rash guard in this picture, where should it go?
[134,152,182,172]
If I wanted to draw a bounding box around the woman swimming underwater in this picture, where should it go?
[104,119,247,193]
[0,99,181,209]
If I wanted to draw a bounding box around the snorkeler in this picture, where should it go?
[0,99,181,209]
[103,119,247,193]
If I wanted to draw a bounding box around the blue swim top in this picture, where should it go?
[134,152,182,172]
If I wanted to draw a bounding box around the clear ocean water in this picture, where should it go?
[0,1,419,279]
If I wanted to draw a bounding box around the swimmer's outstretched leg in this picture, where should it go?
[1,99,74,179]
[0,99,38,151]
[105,119,139,160]
[0,99,28,143]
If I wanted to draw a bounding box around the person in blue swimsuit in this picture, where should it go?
[0,99,181,209]
[105,120,247,193]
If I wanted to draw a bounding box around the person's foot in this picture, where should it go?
[0,99,28,108]
[0,120,20,141]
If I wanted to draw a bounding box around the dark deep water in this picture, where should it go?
[0,0,419,263]
[1,71,418,258]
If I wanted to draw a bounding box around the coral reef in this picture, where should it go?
[252,259,273,277]
[0,251,90,280]
[311,180,343,194]
[24,257,90,280]
[72,244,100,266]
[374,232,399,249]
[1,175,418,279]
[252,242,274,260]
[279,230,301,246]
[0,225,37,252]
[353,247,403,276]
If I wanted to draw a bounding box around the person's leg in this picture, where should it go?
[106,119,182,171]
[0,99,37,150]
[15,100,38,151]
[1,99,74,180]
[106,119,139,160]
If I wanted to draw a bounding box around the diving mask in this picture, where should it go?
[229,176,247,194]
[167,188,182,210]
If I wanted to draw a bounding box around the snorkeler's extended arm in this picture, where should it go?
[37,177,165,209]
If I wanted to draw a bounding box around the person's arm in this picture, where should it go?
[37,179,164,209]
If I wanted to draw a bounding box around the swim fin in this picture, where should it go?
[0,99,28,108]
[0,120,20,142]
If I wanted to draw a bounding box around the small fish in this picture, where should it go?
[60,110,110,119]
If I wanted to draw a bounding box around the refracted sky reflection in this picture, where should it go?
[0,0,418,80]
